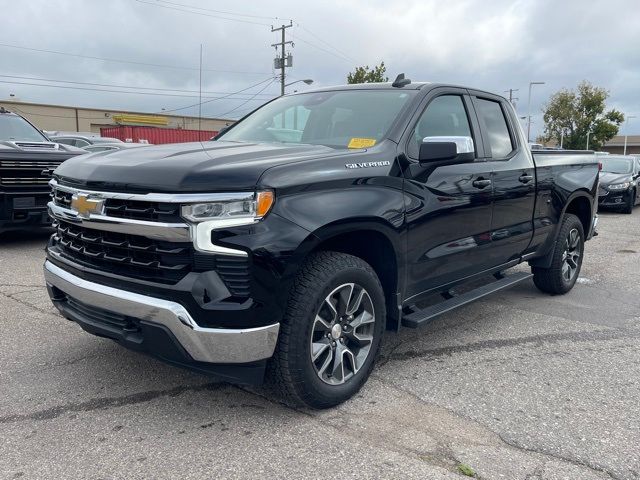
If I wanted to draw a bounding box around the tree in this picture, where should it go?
[541,81,624,150]
[347,62,388,84]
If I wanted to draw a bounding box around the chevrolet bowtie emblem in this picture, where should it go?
[70,193,104,219]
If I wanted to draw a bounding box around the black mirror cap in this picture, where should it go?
[418,142,474,165]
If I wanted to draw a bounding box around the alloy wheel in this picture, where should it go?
[561,228,581,282]
[310,283,376,385]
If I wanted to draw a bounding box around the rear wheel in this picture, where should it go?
[532,214,584,295]
[268,251,385,409]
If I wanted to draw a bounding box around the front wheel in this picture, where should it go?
[268,251,386,409]
[532,214,585,295]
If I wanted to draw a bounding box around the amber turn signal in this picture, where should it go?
[256,191,274,218]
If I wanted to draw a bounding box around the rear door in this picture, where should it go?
[469,92,536,266]
[402,88,494,298]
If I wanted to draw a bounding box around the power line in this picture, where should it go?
[292,35,353,64]
[0,74,274,98]
[157,77,277,114]
[0,42,270,75]
[0,79,275,100]
[132,0,271,26]
[296,24,355,63]
[147,0,282,21]
[211,79,277,117]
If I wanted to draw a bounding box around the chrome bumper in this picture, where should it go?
[44,261,279,364]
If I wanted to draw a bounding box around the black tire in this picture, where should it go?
[622,190,635,214]
[532,214,584,295]
[268,251,386,409]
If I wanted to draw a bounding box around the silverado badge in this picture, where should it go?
[70,193,105,219]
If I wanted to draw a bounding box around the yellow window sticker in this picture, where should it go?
[347,138,377,149]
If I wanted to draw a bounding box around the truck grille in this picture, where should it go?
[1,160,63,190]
[52,220,251,296]
[50,182,252,297]
[1,177,51,186]
[54,220,193,284]
[52,190,182,222]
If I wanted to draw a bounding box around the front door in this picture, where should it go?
[403,91,494,300]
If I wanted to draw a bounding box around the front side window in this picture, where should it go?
[219,90,416,149]
[475,98,514,158]
[0,114,48,142]
[408,95,472,158]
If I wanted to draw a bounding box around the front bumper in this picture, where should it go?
[44,260,279,367]
[598,189,631,207]
[0,191,52,232]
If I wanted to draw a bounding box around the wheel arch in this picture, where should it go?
[529,190,594,269]
[287,219,404,330]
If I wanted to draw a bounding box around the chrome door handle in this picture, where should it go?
[519,174,534,183]
[472,179,492,189]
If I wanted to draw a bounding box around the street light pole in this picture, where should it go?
[527,81,545,143]
[623,115,636,155]
[586,130,591,150]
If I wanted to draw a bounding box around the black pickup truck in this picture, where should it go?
[44,79,599,408]
[0,109,84,234]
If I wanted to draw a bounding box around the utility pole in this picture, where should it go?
[526,81,545,143]
[198,44,202,132]
[623,115,636,155]
[504,88,519,107]
[271,21,293,96]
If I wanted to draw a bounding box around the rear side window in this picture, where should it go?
[408,95,473,158]
[475,98,514,158]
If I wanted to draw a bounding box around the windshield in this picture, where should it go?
[601,157,633,174]
[219,89,416,148]
[0,114,48,142]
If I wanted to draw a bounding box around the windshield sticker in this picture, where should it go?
[347,138,377,149]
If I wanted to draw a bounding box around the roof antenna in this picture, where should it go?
[392,73,411,88]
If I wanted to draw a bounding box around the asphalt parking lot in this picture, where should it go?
[1,211,639,480]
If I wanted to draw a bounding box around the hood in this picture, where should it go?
[599,171,632,186]
[54,141,355,192]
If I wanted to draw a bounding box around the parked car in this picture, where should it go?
[44,78,599,408]
[82,143,149,153]
[0,108,84,234]
[597,154,640,213]
[49,134,123,149]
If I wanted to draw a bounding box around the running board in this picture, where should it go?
[401,272,533,328]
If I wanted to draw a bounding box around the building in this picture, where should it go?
[0,100,233,135]
[601,135,640,155]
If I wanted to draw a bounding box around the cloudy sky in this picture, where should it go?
[2,0,639,138]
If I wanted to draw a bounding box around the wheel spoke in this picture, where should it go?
[331,343,347,383]
[335,283,355,316]
[311,338,331,361]
[570,230,580,249]
[309,282,376,386]
[346,288,365,316]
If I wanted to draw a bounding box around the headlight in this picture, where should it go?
[181,191,274,256]
[181,191,274,223]
[607,182,630,191]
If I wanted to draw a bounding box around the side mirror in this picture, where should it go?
[419,136,475,165]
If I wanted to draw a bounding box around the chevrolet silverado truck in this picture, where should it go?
[44,78,599,408]
[0,108,84,234]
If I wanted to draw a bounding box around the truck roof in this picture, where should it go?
[290,81,508,102]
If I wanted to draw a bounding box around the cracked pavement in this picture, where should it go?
[1,211,639,479]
